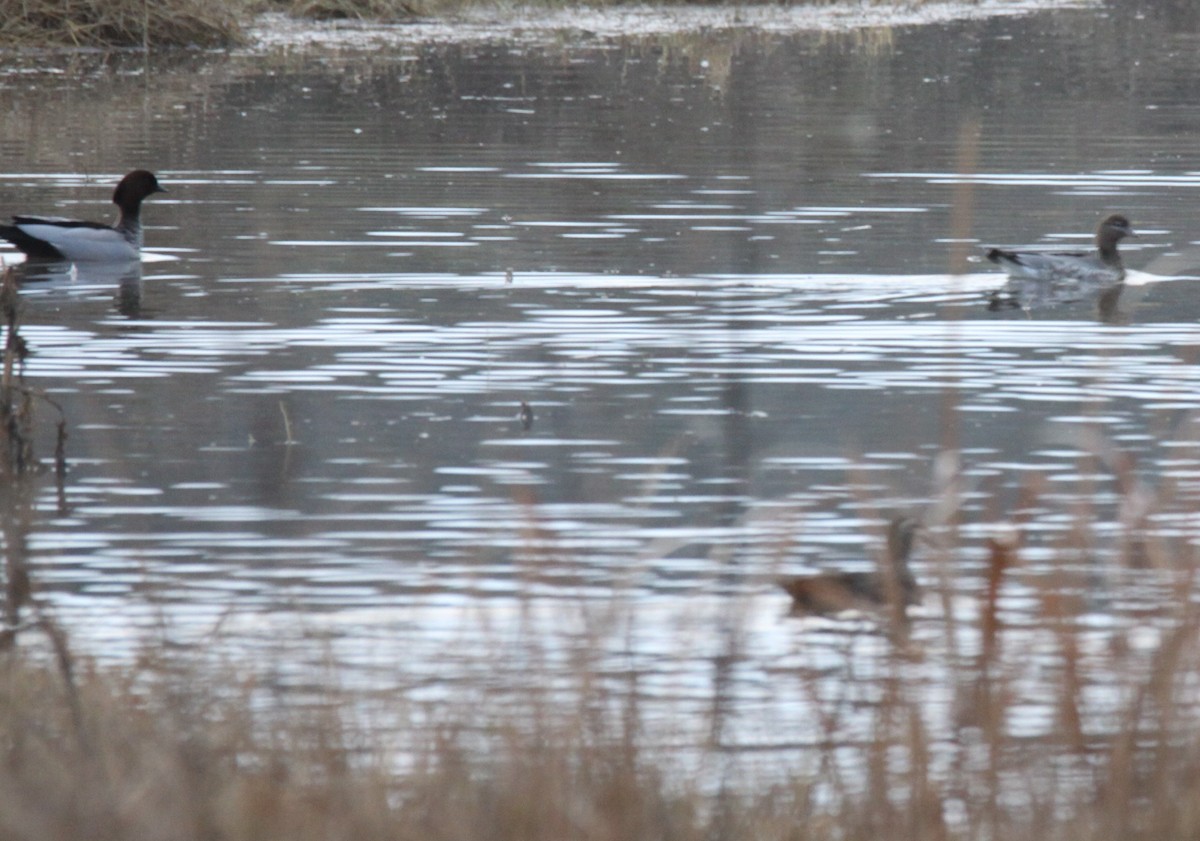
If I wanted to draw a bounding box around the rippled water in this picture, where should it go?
[5,1,1200,772]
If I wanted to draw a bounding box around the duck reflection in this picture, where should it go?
[8,258,145,318]
[986,276,1126,323]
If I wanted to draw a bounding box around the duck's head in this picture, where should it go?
[112,170,166,211]
[1097,214,1136,245]
[886,516,921,565]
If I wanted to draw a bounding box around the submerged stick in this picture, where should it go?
[280,400,298,445]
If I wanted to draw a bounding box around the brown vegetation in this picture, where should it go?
[4,472,1200,841]
[0,0,943,48]
[286,0,421,21]
[0,0,244,47]
[0,555,1199,841]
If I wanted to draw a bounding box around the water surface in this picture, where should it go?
[4,0,1200,774]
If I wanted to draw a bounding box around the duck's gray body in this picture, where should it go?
[0,170,164,262]
[986,214,1134,283]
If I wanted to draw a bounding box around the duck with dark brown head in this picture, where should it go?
[777,516,921,618]
[985,214,1135,283]
[0,170,165,263]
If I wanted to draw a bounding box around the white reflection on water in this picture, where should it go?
[871,171,1200,188]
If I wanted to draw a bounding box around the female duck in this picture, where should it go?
[0,170,165,262]
[985,214,1135,283]
[777,517,921,617]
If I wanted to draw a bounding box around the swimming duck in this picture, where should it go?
[777,516,921,616]
[985,214,1135,283]
[0,170,165,262]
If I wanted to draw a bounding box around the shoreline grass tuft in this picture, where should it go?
[0,0,244,47]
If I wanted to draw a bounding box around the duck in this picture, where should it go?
[0,170,165,262]
[985,214,1135,283]
[777,516,921,617]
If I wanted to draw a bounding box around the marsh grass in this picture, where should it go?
[0,0,244,47]
[280,0,421,21]
[0,0,947,46]
[275,0,938,16]
[7,430,1200,841]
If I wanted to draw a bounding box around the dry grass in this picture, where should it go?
[5,451,1200,841]
[258,0,937,22]
[2,551,1200,841]
[279,0,421,21]
[0,0,244,47]
[0,0,954,46]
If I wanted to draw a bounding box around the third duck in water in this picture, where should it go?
[777,516,921,618]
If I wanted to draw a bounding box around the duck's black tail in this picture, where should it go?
[0,225,66,260]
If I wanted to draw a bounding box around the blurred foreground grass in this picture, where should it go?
[3,553,1200,841]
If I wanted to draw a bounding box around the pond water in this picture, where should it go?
[4,0,1200,776]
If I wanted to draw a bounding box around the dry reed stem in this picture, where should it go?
[1039,582,1086,755]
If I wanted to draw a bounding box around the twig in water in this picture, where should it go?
[280,400,298,445]
[55,417,69,514]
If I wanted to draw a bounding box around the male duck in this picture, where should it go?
[0,170,165,262]
[985,214,1135,283]
[776,516,921,617]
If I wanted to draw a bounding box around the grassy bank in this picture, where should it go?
[0,0,438,47]
[0,0,964,48]
[0,0,246,47]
